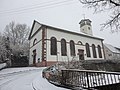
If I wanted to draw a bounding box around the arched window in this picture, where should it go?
[92,44,97,58]
[33,38,37,45]
[70,40,75,56]
[85,43,91,57]
[50,37,57,55]
[61,39,67,56]
[98,45,102,58]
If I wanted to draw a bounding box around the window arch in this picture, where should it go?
[92,44,97,58]
[98,45,102,58]
[50,37,57,55]
[77,41,83,45]
[85,43,91,57]
[33,38,37,45]
[70,40,75,56]
[61,39,67,56]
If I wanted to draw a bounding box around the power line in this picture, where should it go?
[0,0,75,15]
[0,0,58,13]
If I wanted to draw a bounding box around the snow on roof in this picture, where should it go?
[29,20,104,40]
[104,43,120,53]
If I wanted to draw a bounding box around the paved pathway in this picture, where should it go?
[0,67,68,90]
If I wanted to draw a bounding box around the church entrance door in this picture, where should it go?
[33,49,36,65]
[78,49,84,60]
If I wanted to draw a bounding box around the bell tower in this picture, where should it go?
[79,19,93,36]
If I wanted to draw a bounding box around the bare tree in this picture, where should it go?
[0,33,7,62]
[4,21,30,56]
[79,0,120,32]
[4,21,30,45]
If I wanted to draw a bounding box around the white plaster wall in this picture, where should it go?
[30,29,42,47]
[31,22,41,36]
[81,25,93,36]
[46,28,104,62]
[29,27,42,65]
[29,42,42,64]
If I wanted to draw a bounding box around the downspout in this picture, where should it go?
[101,40,106,60]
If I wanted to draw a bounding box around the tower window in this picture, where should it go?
[86,22,91,26]
[88,27,90,30]
[80,22,85,27]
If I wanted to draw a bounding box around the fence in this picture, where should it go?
[61,69,120,90]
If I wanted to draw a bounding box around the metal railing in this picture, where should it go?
[61,69,120,89]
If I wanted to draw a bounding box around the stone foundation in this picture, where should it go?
[33,61,57,67]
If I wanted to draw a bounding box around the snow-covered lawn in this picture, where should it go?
[0,67,69,90]
[0,63,6,70]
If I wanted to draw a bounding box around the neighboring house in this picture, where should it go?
[28,19,105,66]
[115,47,120,52]
[104,44,120,60]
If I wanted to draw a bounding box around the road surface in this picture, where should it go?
[0,67,68,90]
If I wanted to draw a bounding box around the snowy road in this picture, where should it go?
[0,67,68,90]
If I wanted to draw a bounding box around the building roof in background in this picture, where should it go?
[115,47,120,51]
[104,44,120,53]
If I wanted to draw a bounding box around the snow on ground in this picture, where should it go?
[32,71,69,90]
[0,67,69,90]
[0,63,6,70]
[0,67,40,75]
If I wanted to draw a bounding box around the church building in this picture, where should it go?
[28,19,105,66]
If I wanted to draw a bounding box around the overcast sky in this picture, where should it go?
[0,0,120,48]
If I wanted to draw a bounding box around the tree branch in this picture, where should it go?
[109,0,120,6]
[107,13,120,25]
